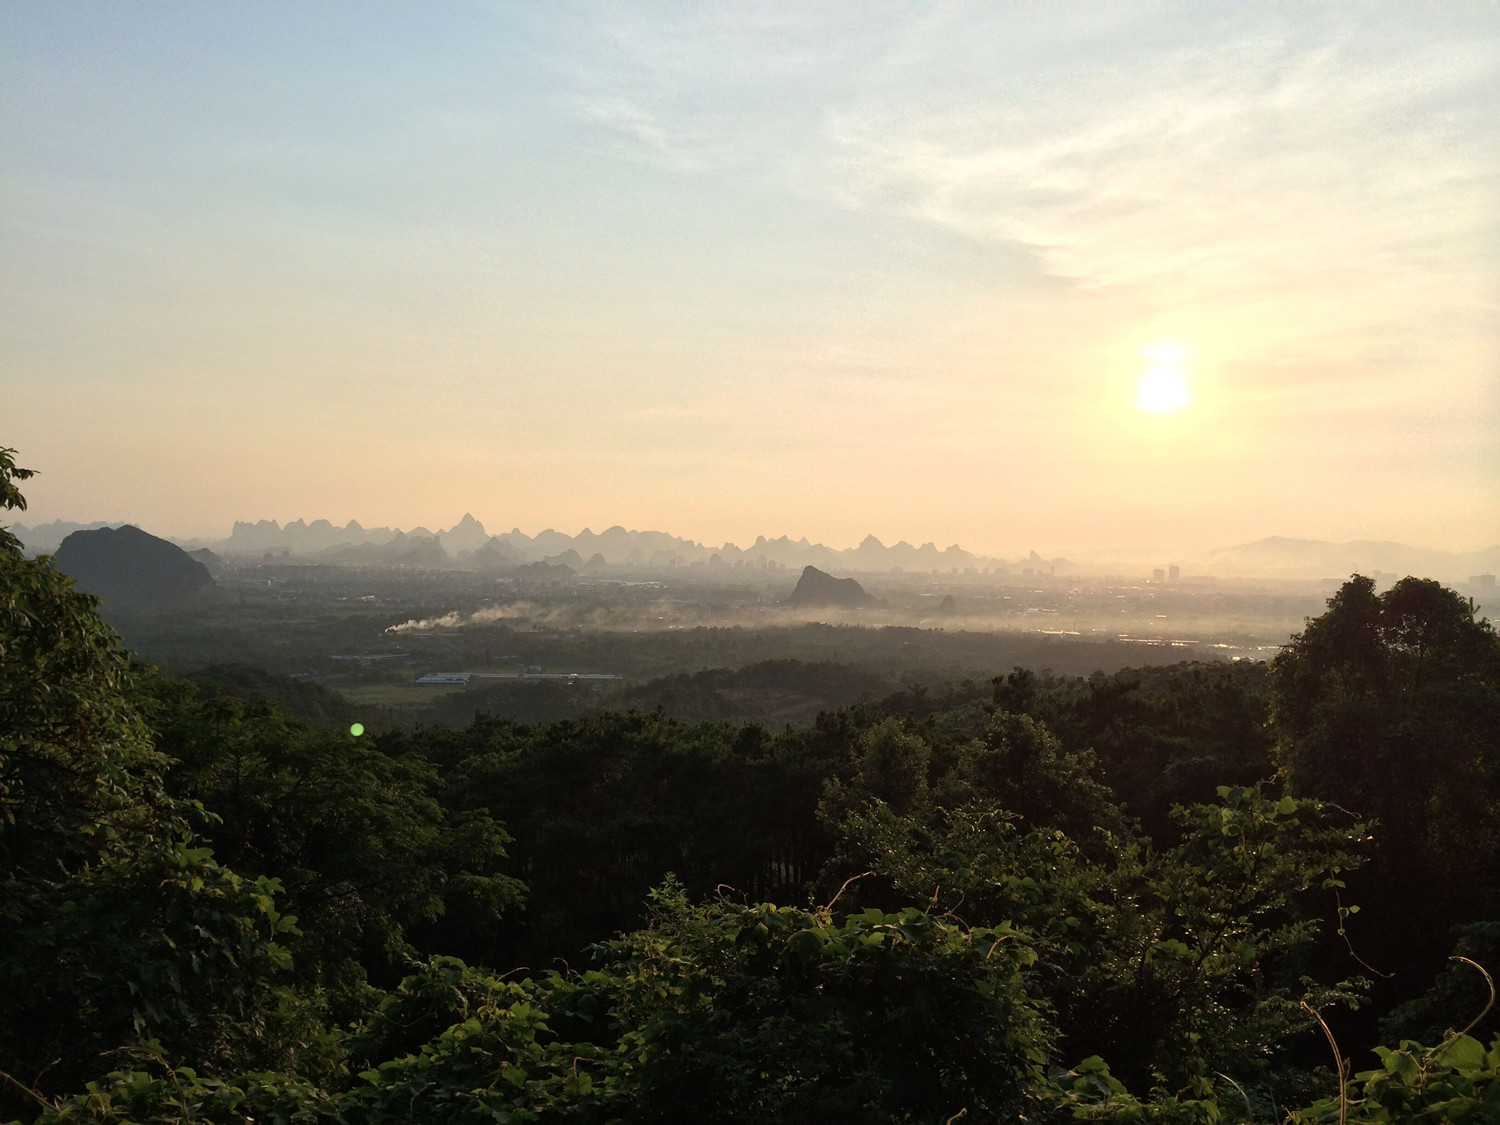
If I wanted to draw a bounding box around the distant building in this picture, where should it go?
[1169,565,1180,583]
[1152,568,1166,583]
[1471,574,1496,589]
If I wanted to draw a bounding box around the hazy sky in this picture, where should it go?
[3,3,1497,555]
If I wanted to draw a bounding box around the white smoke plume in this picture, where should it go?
[386,603,537,633]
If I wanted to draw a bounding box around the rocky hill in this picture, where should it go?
[54,525,215,606]
[784,566,876,608]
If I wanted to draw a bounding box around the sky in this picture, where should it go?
[3,2,1497,556]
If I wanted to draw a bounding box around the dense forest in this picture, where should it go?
[4,447,1500,1123]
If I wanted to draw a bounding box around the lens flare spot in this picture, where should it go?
[349,722,365,737]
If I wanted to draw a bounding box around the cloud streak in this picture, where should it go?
[572,7,1497,368]
[824,32,1495,319]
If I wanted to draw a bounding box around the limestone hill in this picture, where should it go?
[55,525,215,606]
[784,566,875,608]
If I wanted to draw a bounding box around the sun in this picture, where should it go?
[1135,342,1192,414]
[1136,366,1191,414]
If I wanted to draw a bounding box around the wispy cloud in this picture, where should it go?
[567,7,1497,375]
[576,96,708,172]
[822,29,1496,350]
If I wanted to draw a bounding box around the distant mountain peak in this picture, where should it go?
[439,513,489,555]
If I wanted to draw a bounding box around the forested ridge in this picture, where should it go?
[4,448,1500,1123]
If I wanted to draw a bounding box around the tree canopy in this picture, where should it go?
[3,446,1498,1124]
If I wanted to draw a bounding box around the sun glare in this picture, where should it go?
[1135,366,1191,414]
[1135,341,1193,414]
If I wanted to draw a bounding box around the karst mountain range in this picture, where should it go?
[11,514,1500,583]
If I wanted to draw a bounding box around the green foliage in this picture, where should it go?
[1289,1034,1500,1123]
[819,716,933,821]
[1006,662,1276,842]
[405,709,840,965]
[186,663,358,727]
[0,447,34,522]
[0,514,168,883]
[0,452,327,1117]
[4,837,314,1085]
[869,664,1271,844]
[1147,787,1367,1074]
[23,1039,339,1125]
[345,961,614,1124]
[595,880,1049,1122]
[1040,1054,1229,1123]
[17,885,1049,1123]
[1271,574,1500,998]
[622,658,892,725]
[1273,577,1499,735]
[937,710,1131,844]
[140,677,525,1008]
[831,770,1367,1093]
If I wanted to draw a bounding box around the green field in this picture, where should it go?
[336,682,464,708]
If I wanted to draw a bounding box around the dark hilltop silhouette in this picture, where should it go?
[784,565,876,608]
[187,547,225,575]
[54,524,215,606]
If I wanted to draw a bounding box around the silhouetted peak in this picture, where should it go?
[55,524,215,606]
[784,566,875,608]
